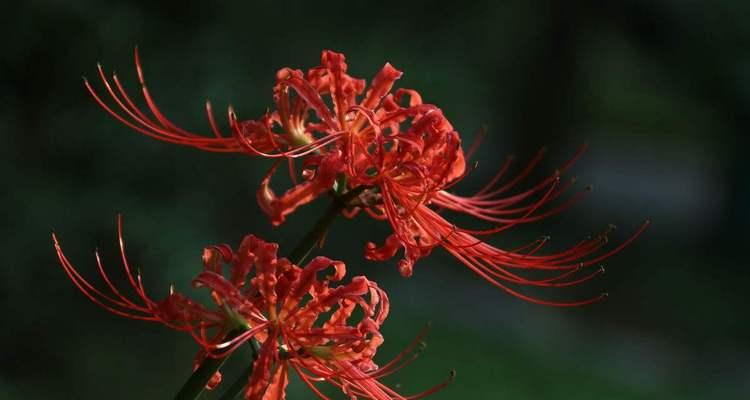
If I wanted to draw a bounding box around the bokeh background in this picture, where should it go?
[3,1,749,399]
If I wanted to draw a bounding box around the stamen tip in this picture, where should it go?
[448,369,457,381]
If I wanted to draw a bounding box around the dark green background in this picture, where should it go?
[3,1,748,399]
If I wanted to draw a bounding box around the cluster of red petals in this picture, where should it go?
[52,217,449,399]
[86,49,648,306]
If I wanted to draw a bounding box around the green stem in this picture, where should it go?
[287,189,358,264]
[216,341,260,400]
[173,330,240,400]
[174,188,364,400]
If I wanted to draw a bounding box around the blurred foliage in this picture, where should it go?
[2,0,749,399]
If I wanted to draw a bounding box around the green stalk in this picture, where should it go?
[173,330,240,400]
[174,188,364,400]
[216,341,260,400]
[287,189,359,265]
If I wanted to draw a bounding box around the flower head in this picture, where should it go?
[85,50,648,306]
[53,216,450,399]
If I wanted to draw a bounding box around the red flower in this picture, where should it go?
[53,217,450,399]
[85,50,648,306]
[362,145,650,306]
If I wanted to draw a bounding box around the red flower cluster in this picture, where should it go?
[86,48,648,306]
[53,217,450,399]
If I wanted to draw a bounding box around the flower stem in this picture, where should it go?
[174,188,364,400]
[216,341,260,400]
[173,330,240,400]
[287,188,361,264]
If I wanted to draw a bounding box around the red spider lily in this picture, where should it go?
[52,217,451,399]
[84,49,648,306]
[360,139,651,306]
